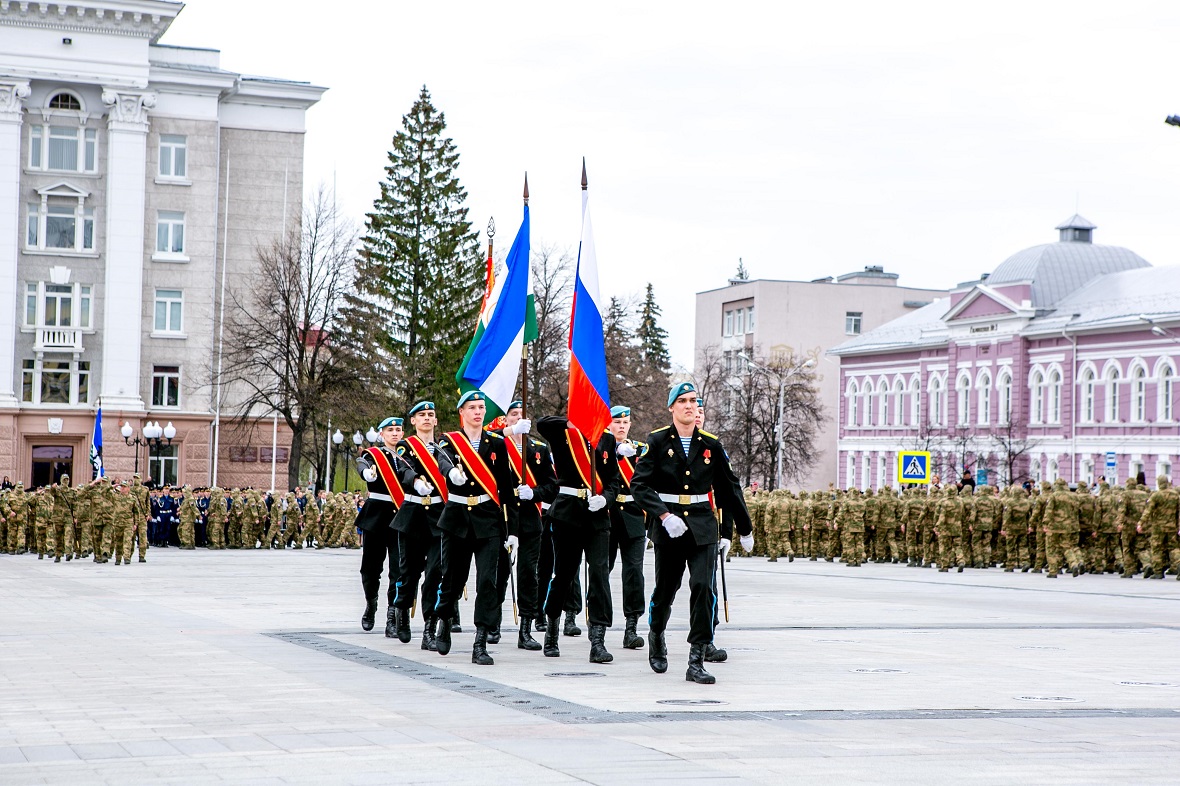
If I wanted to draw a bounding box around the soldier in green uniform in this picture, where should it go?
[1000,486,1032,571]
[1116,479,1150,577]
[834,487,866,566]
[935,485,965,572]
[877,487,901,563]
[1075,482,1097,574]
[1042,478,1082,577]
[5,483,28,554]
[1093,480,1118,573]
[47,474,75,562]
[110,481,133,565]
[207,488,228,549]
[1028,481,1049,573]
[283,490,303,548]
[971,485,1001,568]
[1136,476,1180,579]
[32,487,52,559]
[177,486,198,549]
[303,489,321,548]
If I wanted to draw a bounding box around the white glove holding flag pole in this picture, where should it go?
[517,485,533,501]
[504,534,518,553]
[587,495,607,512]
[662,514,688,538]
[719,538,731,556]
[740,534,754,553]
[616,442,636,458]
[509,418,531,436]
[361,466,377,483]
[413,478,433,496]
[448,467,467,485]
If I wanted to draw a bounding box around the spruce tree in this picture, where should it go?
[735,257,749,280]
[636,282,671,372]
[343,86,482,418]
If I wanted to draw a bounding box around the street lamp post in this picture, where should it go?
[121,421,146,475]
[740,353,815,490]
[142,421,176,487]
[332,429,345,489]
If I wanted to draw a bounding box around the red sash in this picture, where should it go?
[565,427,603,494]
[445,432,500,506]
[504,436,542,514]
[406,436,448,503]
[618,455,635,488]
[365,447,405,507]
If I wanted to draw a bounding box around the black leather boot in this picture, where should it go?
[436,617,453,655]
[396,607,412,643]
[648,630,668,674]
[543,616,560,657]
[588,625,614,663]
[535,615,547,632]
[703,642,728,663]
[472,627,494,665]
[518,618,542,651]
[451,608,462,633]
[361,598,378,632]
[487,625,501,645]
[563,611,582,637]
[622,615,644,649]
[422,616,438,651]
[686,643,716,684]
[384,606,397,638]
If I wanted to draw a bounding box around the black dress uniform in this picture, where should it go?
[631,421,751,682]
[390,436,446,648]
[355,443,405,631]
[609,438,649,649]
[433,429,520,664]
[492,430,558,649]
[537,416,621,662]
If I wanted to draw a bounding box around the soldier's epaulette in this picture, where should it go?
[485,432,504,440]
[396,446,407,456]
[699,429,718,439]
[531,438,545,447]
[438,439,449,448]
[651,425,671,434]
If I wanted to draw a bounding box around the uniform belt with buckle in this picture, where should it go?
[657,493,710,505]
[404,494,443,505]
[557,486,590,499]
[367,492,393,502]
[617,494,633,503]
[451,494,491,506]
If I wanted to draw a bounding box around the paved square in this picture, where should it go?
[2,548,1178,784]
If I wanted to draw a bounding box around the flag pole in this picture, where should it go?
[520,173,530,420]
[581,159,598,499]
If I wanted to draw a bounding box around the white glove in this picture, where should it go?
[719,538,731,556]
[510,418,532,436]
[740,534,754,553]
[588,494,607,512]
[448,467,468,485]
[517,485,534,501]
[662,514,688,538]
[361,466,377,483]
[616,442,636,457]
[413,478,433,496]
[504,534,519,552]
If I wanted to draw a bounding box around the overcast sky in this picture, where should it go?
[162,1,1180,367]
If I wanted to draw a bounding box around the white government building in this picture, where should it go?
[0,0,324,487]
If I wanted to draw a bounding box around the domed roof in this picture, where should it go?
[987,215,1150,308]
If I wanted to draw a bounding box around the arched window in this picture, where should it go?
[909,376,920,426]
[846,452,856,488]
[997,369,1013,424]
[846,379,859,427]
[1079,367,1096,423]
[1030,370,1044,424]
[1104,365,1121,423]
[863,382,874,427]
[878,379,889,427]
[1031,458,1042,482]
[862,453,872,490]
[48,92,82,111]
[1160,365,1175,422]
[1048,459,1059,482]
[1048,369,1062,424]
[1132,364,1148,422]
[893,379,905,427]
[977,371,992,426]
[956,373,971,425]
[928,375,944,427]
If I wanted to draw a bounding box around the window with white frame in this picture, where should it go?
[977,372,991,425]
[149,444,179,487]
[956,374,971,425]
[1030,370,1044,424]
[862,453,872,490]
[24,282,93,330]
[846,381,859,427]
[863,384,874,426]
[928,376,943,426]
[845,311,862,335]
[909,377,920,426]
[152,365,181,408]
[153,289,183,334]
[723,310,733,336]
[997,370,1012,424]
[156,211,186,256]
[1080,368,1096,423]
[733,309,745,336]
[746,306,754,333]
[1160,366,1174,422]
[27,198,95,253]
[1158,459,1172,484]
[1131,365,1147,422]
[1031,458,1041,483]
[846,453,856,488]
[159,134,187,179]
[1047,459,1058,482]
[893,380,905,426]
[19,357,90,405]
[1081,459,1093,485]
[878,381,889,426]
[1048,369,1062,424]
[1104,366,1121,423]
[28,124,97,173]
[877,453,887,491]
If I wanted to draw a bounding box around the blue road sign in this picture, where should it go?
[897,451,931,484]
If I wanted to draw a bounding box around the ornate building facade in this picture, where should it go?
[0,1,325,487]
[831,216,1180,489]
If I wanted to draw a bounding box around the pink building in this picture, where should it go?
[830,216,1179,489]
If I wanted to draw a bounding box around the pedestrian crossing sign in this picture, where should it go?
[897,451,931,484]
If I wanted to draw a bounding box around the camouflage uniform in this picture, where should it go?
[177,486,198,549]
[1093,481,1119,573]
[111,484,134,565]
[284,491,303,549]
[1028,482,1050,572]
[971,486,1001,568]
[48,476,76,562]
[1116,479,1149,577]
[935,486,965,572]
[876,489,901,563]
[1136,476,1180,579]
[130,476,150,560]
[1075,482,1098,573]
[1000,487,1031,571]
[341,493,361,548]
[33,488,52,559]
[1043,478,1083,577]
[208,489,228,549]
[4,484,29,553]
[304,493,321,547]
[834,488,866,566]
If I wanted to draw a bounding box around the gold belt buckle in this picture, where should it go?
[467,495,481,506]
[577,489,588,499]
[678,494,691,505]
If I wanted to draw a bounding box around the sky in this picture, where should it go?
[159,1,1180,368]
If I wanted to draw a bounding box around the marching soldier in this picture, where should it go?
[355,416,406,633]
[631,382,752,685]
[606,405,649,650]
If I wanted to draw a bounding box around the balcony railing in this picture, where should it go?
[34,327,83,352]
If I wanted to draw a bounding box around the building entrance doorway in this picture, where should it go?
[31,445,73,488]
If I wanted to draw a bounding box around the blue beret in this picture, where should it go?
[507,400,523,411]
[696,395,706,408]
[667,381,697,408]
[610,405,631,418]
[457,390,486,409]
[378,417,403,429]
[408,401,435,417]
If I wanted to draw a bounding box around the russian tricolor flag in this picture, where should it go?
[567,161,611,438]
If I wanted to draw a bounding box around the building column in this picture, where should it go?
[0,80,30,409]
[99,89,155,411]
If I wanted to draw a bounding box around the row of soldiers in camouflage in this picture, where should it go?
[741,476,1180,579]
[0,477,370,562]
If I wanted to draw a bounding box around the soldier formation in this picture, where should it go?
[741,475,1180,579]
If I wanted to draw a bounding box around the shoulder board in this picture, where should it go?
[485,432,504,440]
[651,426,671,434]
[396,446,406,456]
[699,429,718,439]
[530,438,545,447]
[438,439,449,448]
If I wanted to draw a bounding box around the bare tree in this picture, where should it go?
[988,420,1039,487]
[218,186,360,490]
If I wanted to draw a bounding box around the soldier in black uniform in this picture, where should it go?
[355,416,405,634]
[432,391,520,665]
[631,382,753,684]
[536,415,621,663]
[391,401,446,648]
[606,405,649,650]
[492,401,558,650]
